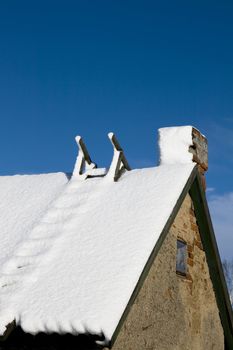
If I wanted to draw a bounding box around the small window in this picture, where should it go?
[176,239,187,276]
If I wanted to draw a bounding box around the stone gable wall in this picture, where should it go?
[109,194,224,350]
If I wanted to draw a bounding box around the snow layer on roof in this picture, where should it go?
[0,173,68,268]
[158,126,194,165]
[0,164,195,342]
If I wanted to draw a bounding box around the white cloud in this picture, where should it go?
[206,187,215,193]
[208,192,233,260]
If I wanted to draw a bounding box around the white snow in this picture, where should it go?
[158,126,194,165]
[0,163,195,342]
[0,173,68,269]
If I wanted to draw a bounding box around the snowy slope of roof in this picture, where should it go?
[0,163,195,341]
[0,173,68,268]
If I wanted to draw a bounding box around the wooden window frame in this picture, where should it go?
[176,238,188,277]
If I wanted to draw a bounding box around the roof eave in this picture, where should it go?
[190,172,233,350]
[0,320,16,342]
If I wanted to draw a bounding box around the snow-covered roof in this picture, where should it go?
[0,173,68,268]
[0,163,195,342]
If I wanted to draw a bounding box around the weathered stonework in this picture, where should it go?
[109,194,224,350]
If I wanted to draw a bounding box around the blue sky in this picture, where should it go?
[0,1,232,258]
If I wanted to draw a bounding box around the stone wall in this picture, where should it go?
[109,194,224,350]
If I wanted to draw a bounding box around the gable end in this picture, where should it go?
[109,167,233,349]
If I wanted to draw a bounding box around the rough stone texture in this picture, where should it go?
[109,194,224,350]
[189,127,208,172]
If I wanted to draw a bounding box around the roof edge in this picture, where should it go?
[190,174,233,349]
[0,321,16,342]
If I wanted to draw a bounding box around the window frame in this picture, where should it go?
[176,238,188,277]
